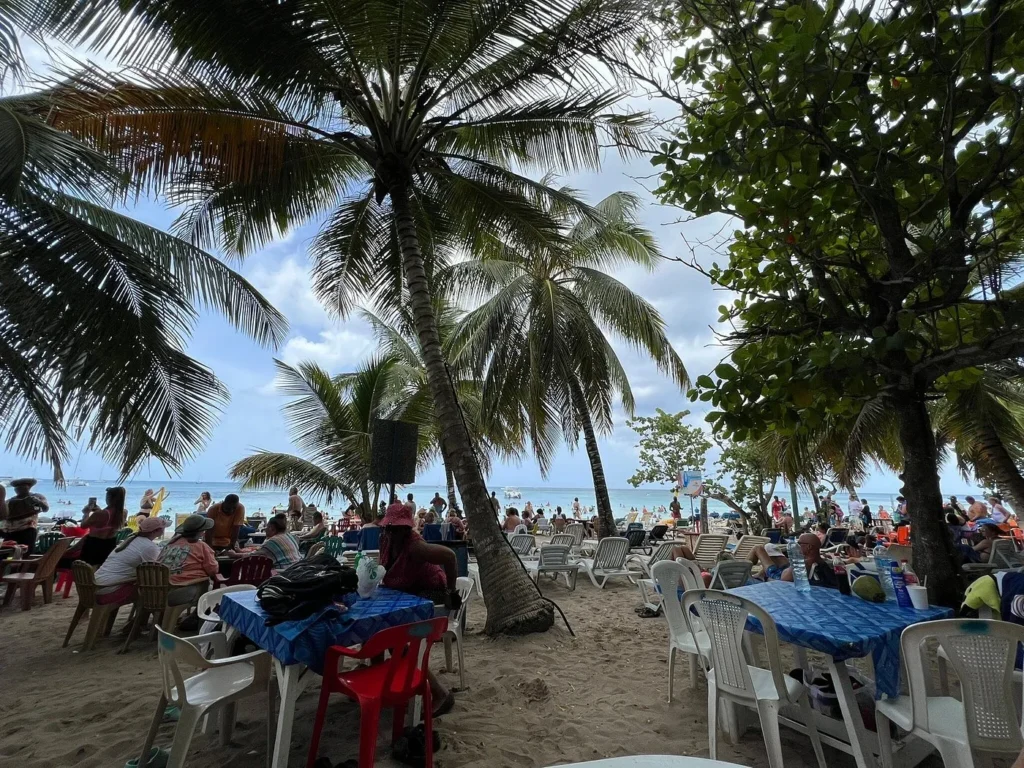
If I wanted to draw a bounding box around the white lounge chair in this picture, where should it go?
[509,533,536,558]
[683,589,826,768]
[565,523,587,553]
[525,545,581,590]
[577,537,644,589]
[691,534,729,570]
[442,577,475,691]
[652,560,709,700]
[547,533,577,549]
[534,517,552,535]
[877,618,1024,768]
[722,535,769,564]
[707,560,752,590]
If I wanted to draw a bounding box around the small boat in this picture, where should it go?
[68,478,89,487]
[503,487,522,499]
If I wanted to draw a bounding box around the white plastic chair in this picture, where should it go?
[962,539,1019,576]
[629,541,677,577]
[692,534,729,570]
[565,523,587,554]
[723,536,769,564]
[652,560,709,700]
[526,544,581,589]
[548,533,577,549]
[442,576,475,691]
[876,618,1024,768]
[535,517,552,535]
[682,589,826,768]
[708,560,752,590]
[197,584,258,634]
[577,537,643,589]
[513,524,528,535]
[136,627,273,768]
[510,533,537,557]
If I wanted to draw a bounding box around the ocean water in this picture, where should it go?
[24,478,919,522]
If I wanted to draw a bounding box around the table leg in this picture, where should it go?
[827,657,876,768]
[271,660,312,768]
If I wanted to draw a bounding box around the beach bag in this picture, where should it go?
[257,554,357,625]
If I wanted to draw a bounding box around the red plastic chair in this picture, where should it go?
[214,555,273,587]
[306,617,448,768]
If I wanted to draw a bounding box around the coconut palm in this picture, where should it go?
[447,192,688,538]
[230,356,433,516]
[27,0,651,634]
[361,301,526,512]
[0,5,285,480]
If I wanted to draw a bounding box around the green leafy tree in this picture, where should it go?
[657,0,1024,604]
[450,192,687,538]
[230,357,433,518]
[0,4,285,480]
[627,409,710,487]
[30,0,653,633]
[713,441,778,533]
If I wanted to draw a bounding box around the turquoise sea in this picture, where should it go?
[22,479,956,523]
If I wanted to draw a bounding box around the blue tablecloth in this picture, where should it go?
[728,580,952,698]
[219,588,435,674]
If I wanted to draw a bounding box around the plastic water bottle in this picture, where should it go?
[788,540,812,592]
[873,545,897,601]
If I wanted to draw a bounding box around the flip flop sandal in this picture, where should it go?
[637,607,661,618]
[124,747,170,768]
[162,706,180,722]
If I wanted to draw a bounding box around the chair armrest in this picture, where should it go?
[205,649,269,668]
[183,630,229,659]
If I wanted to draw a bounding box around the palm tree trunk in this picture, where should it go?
[893,392,959,607]
[391,183,552,635]
[443,456,460,515]
[570,379,616,539]
[789,481,799,523]
[976,423,1024,514]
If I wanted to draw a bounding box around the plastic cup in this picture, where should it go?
[908,585,929,610]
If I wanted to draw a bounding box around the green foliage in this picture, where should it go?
[627,409,710,487]
[714,441,778,531]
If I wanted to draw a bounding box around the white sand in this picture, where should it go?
[0,575,952,768]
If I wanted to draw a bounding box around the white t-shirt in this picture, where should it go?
[95,536,162,587]
[848,499,863,516]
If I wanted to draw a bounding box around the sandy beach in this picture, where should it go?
[0,575,953,768]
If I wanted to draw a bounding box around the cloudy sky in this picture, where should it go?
[2,38,976,495]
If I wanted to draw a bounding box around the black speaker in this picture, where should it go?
[369,419,419,485]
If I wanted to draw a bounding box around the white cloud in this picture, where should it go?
[280,328,374,371]
[247,257,330,329]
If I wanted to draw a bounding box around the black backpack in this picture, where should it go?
[256,554,358,625]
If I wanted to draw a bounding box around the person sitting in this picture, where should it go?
[79,486,128,566]
[93,516,169,603]
[553,513,568,533]
[815,521,829,543]
[947,512,966,544]
[419,510,437,531]
[159,514,219,606]
[250,516,304,570]
[444,509,466,540]
[959,523,1001,564]
[298,511,326,543]
[205,494,246,552]
[748,542,790,580]
[503,507,522,532]
[378,502,459,717]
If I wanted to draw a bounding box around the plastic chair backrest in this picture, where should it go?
[345,618,449,700]
[625,512,638,524]
[731,535,770,562]
[115,528,133,542]
[449,576,474,628]
[896,525,911,545]
[32,538,70,579]
[652,560,703,645]
[648,541,677,567]
[988,538,1017,567]
[359,526,381,551]
[71,560,98,608]
[440,521,452,541]
[764,528,783,544]
[227,555,273,587]
[886,544,912,566]
[422,524,443,542]
[34,531,62,554]
[342,530,360,546]
[826,527,849,546]
[548,533,575,548]
[535,517,551,531]
[538,545,572,567]
[650,524,669,540]
[626,522,644,533]
[323,536,346,558]
[593,537,629,569]
[626,529,647,549]
[136,562,174,611]
[901,618,1024,752]
[693,534,729,569]
[709,560,752,589]
[510,534,536,556]
[683,589,789,703]
[565,524,586,548]
[197,584,257,625]
[156,626,221,705]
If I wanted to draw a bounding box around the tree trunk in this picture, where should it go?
[893,392,960,606]
[443,456,460,516]
[699,496,710,533]
[570,379,616,539]
[391,183,552,635]
[976,423,1024,514]
[789,481,800,522]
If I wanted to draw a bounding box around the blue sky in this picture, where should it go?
[2,40,978,495]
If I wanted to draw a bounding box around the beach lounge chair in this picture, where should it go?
[534,517,552,535]
[33,531,62,554]
[1,537,70,611]
[135,627,273,768]
[649,524,669,542]
[120,563,196,654]
[509,533,537,558]
[115,527,133,543]
[763,528,783,544]
[322,536,346,560]
[565,523,587,552]
[442,577,476,690]
[358,525,381,553]
[526,544,581,590]
[683,589,826,768]
[63,560,133,650]
[341,529,360,549]
[626,528,650,556]
[640,511,653,528]
[652,560,709,699]
[962,538,1018,576]
[629,541,677,577]
[722,535,769,564]
[691,534,729,570]
[512,524,528,535]
[306,541,325,558]
[577,537,644,589]
[214,556,273,588]
[707,560,752,590]
[548,533,576,549]
[876,619,1024,768]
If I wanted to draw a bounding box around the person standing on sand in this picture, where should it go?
[489,491,501,515]
[966,495,987,522]
[431,492,447,517]
[572,497,581,518]
[139,489,156,518]
[287,486,304,532]
[669,496,681,520]
[194,491,212,515]
[206,494,246,552]
[2,478,48,554]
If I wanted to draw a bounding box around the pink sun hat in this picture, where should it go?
[381,503,415,527]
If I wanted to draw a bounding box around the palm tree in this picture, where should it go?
[447,192,688,538]
[361,301,525,513]
[0,6,285,480]
[230,356,433,516]
[28,0,651,634]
